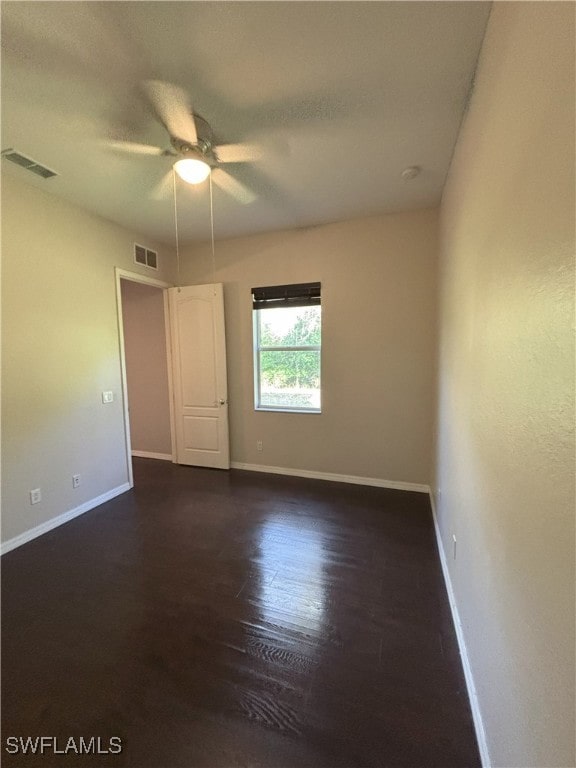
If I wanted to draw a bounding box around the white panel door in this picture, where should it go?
[168,284,229,469]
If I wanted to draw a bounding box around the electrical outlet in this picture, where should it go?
[30,488,41,505]
[72,474,81,489]
[102,391,114,404]
[256,440,263,452]
[452,534,457,560]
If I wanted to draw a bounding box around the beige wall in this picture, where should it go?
[1,173,176,544]
[120,280,172,457]
[181,208,438,486]
[434,4,575,767]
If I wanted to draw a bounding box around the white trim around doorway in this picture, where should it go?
[115,268,174,488]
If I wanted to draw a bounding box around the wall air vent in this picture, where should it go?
[134,244,158,270]
[1,148,58,179]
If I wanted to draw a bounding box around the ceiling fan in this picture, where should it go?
[107,80,262,204]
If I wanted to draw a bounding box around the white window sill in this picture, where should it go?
[255,407,322,414]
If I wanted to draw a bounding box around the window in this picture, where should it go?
[252,282,321,413]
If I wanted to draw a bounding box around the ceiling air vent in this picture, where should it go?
[1,148,58,179]
[134,244,158,270]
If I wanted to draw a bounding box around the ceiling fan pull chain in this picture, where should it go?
[172,168,181,290]
[209,173,216,294]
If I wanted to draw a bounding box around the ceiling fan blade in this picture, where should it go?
[211,168,257,205]
[149,169,174,201]
[214,143,263,163]
[143,80,198,145]
[105,140,165,156]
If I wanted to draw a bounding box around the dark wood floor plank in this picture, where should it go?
[2,458,480,767]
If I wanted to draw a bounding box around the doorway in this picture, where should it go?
[116,268,174,487]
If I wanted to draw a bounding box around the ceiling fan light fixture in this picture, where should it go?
[174,157,211,184]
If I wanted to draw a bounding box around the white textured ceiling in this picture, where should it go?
[1,1,491,245]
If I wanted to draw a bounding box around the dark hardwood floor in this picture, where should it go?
[2,458,480,767]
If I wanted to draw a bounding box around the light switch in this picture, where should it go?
[102,391,114,404]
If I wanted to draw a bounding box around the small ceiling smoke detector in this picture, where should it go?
[401,166,421,181]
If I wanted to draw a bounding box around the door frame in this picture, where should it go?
[115,267,175,488]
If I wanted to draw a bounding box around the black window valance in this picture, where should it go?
[252,282,321,310]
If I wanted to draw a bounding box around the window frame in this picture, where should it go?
[253,306,322,414]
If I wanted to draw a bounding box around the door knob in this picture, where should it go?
[218,399,227,405]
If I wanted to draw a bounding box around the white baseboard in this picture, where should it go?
[429,490,491,768]
[230,461,429,493]
[131,450,172,461]
[1,483,131,556]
